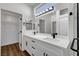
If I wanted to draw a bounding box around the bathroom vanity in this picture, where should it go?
[23,32,70,56]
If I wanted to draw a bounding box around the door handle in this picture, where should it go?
[70,38,78,52]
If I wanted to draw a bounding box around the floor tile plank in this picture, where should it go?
[1,43,30,56]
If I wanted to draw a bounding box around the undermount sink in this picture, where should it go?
[34,35,47,38]
[34,34,60,42]
[43,37,60,42]
[44,37,53,39]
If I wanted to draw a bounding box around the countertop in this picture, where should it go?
[23,31,70,49]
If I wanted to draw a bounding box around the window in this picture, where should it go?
[35,3,55,16]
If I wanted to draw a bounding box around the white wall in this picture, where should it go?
[0,3,32,17]
[0,10,1,55]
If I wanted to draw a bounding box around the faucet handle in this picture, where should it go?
[34,31,36,35]
[54,33,58,35]
[51,33,58,39]
[51,33,57,36]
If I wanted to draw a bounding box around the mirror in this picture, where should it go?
[52,21,56,33]
[39,19,45,33]
[35,8,69,37]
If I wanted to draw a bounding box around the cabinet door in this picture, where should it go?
[23,35,32,55]
[23,36,27,50]
[38,40,64,56]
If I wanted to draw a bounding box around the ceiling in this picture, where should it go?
[26,3,40,8]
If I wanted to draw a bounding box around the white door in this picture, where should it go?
[1,10,22,46]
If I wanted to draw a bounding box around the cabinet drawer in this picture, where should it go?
[31,39,39,45]
[31,44,44,56]
[44,49,58,56]
[31,46,40,56]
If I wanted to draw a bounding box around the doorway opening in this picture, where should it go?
[1,9,22,55]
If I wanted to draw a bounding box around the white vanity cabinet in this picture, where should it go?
[23,35,69,56]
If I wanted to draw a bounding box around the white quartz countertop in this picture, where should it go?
[23,31,70,49]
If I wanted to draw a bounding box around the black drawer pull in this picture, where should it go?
[43,52,48,56]
[26,42,27,46]
[32,40,35,43]
[32,53,34,56]
[46,54,48,56]
[43,52,45,56]
[32,46,35,49]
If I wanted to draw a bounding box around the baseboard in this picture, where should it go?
[1,42,19,47]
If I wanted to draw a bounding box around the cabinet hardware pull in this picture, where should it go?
[26,42,27,46]
[46,54,48,56]
[32,53,34,56]
[32,46,35,49]
[32,40,35,43]
[43,52,45,56]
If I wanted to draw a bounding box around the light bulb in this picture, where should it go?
[49,7,53,10]
[45,9,49,12]
[42,10,45,13]
[40,12,42,15]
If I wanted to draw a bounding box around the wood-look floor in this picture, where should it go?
[1,43,30,56]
